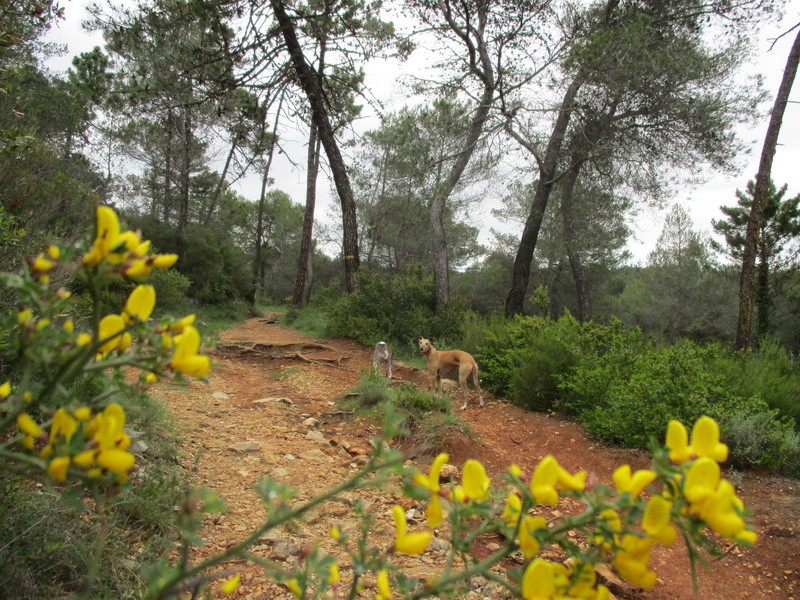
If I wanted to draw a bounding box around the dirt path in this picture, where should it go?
[154,316,800,600]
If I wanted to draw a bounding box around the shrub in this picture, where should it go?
[345,373,461,452]
[715,402,800,476]
[327,267,465,346]
[711,338,800,427]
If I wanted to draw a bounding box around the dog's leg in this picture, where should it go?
[458,367,470,410]
[473,367,484,407]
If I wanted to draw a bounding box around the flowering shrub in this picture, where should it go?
[0,207,757,599]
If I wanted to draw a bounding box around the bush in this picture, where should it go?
[715,403,800,476]
[346,373,462,452]
[712,338,800,427]
[326,267,466,346]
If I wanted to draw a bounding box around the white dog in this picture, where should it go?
[372,341,393,379]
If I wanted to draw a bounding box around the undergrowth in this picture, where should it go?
[344,373,469,453]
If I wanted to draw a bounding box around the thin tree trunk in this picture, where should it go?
[560,160,591,322]
[430,85,494,312]
[178,103,192,235]
[271,0,360,292]
[163,108,174,223]
[736,25,800,349]
[204,139,237,226]
[252,93,285,305]
[505,75,584,316]
[293,121,321,307]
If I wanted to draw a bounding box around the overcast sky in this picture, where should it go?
[44,0,800,264]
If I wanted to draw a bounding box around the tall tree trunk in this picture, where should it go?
[735,26,800,349]
[163,108,174,223]
[505,75,584,316]
[755,247,771,341]
[430,85,494,312]
[178,102,192,239]
[559,159,591,322]
[252,95,284,305]
[293,121,321,307]
[271,0,360,292]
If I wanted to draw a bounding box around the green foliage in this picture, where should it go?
[347,373,462,452]
[148,268,192,315]
[327,267,465,346]
[715,404,800,476]
[127,215,253,305]
[283,305,331,339]
[710,338,800,427]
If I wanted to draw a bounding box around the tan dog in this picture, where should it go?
[418,338,483,410]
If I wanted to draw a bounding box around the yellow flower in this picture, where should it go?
[414,453,449,527]
[167,314,196,333]
[684,456,720,505]
[426,494,444,528]
[460,459,490,501]
[502,492,522,526]
[392,505,431,555]
[614,534,657,589]
[519,515,547,558]
[530,455,560,506]
[642,495,677,545]
[83,206,123,265]
[666,420,692,463]
[330,526,341,540]
[47,244,60,260]
[220,574,241,594]
[521,558,558,600]
[48,456,71,482]
[508,463,523,478]
[152,253,178,268]
[97,449,135,477]
[691,416,728,463]
[595,508,622,549]
[169,326,210,377]
[98,314,126,353]
[32,253,54,272]
[286,578,302,598]
[145,372,159,383]
[122,258,151,279]
[63,319,74,334]
[73,450,96,468]
[555,462,586,491]
[376,570,391,600]
[73,407,91,421]
[76,333,92,346]
[17,413,42,438]
[17,309,33,326]
[613,464,656,498]
[50,408,77,443]
[35,318,51,330]
[123,284,156,322]
[328,563,340,584]
[0,381,10,398]
[413,452,448,493]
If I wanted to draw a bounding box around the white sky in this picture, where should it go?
[43,0,800,264]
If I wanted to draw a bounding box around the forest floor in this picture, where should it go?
[151,315,800,600]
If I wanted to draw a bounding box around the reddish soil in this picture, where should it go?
[153,316,800,600]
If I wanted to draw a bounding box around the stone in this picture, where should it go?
[130,440,149,455]
[303,417,320,428]
[305,430,325,442]
[212,391,229,400]
[228,442,261,453]
[439,463,459,481]
[253,397,293,406]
